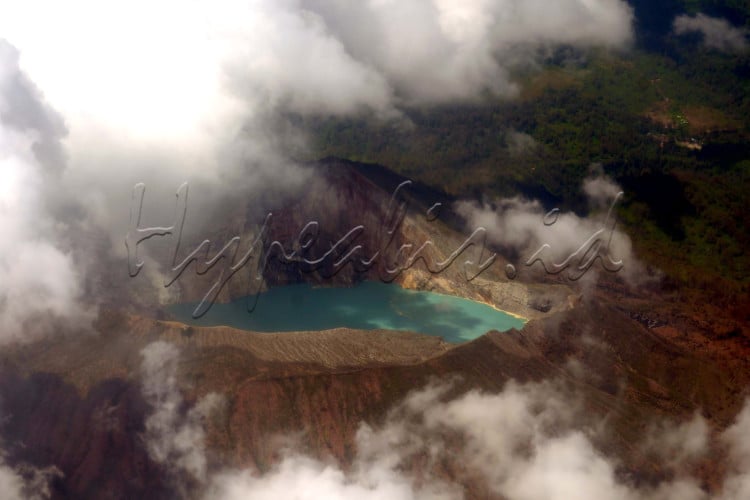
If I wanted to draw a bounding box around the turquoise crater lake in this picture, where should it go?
[169,281,526,343]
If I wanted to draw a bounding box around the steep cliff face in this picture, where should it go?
[150,159,424,301]
[120,158,576,321]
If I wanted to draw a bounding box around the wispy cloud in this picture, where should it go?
[204,384,750,500]
[0,445,60,500]
[137,345,750,500]
[719,400,750,499]
[0,40,91,344]
[140,341,224,485]
[454,173,646,285]
[673,14,748,53]
[0,460,29,500]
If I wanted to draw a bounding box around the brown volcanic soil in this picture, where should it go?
[2,159,749,498]
[2,282,750,498]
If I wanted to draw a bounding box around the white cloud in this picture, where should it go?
[137,355,750,500]
[0,450,60,500]
[642,412,709,468]
[302,0,634,102]
[206,454,457,500]
[506,130,539,157]
[140,343,459,499]
[371,380,647,500]
[674,14,748,53]
[140,341,224,483]
[201,380,720,500]
[719,399,750,500]
[0,0,636,194]
[583,174,624,209]
[0,1,637,318]
[454,174,643,284]
[0,462,26,500]
[0,40,89,344]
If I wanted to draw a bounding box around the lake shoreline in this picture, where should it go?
[169,281,526,343]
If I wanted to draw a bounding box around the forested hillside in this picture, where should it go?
[302,0,750,318]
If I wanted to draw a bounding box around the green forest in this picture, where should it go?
[299,1,750,315]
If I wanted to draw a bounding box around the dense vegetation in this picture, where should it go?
[299,1,750,317]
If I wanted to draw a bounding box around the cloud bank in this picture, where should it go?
[299,0,634,103]
[454,173,644,284]
[138,356,750,500]
[673,14,748,53]
[0,460,28,500]
[0,1,636,342]
[0,442,60,500]
[0,0,636,199]
[2,0,635,123]
[720,400,750,499]
[0,0,637,205]
[0,40,88,344]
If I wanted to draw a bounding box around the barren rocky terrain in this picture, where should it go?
[1,159,748,499]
